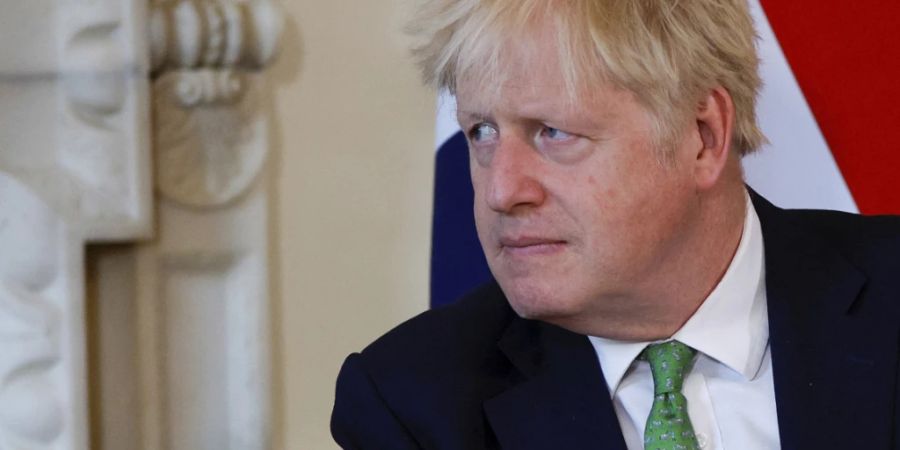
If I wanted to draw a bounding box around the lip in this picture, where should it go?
[499,236,567,256]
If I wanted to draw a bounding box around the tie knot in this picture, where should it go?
[642,340,696,395]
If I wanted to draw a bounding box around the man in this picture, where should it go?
[332,1,900,449]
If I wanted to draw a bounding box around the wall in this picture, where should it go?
[271,1,436,448]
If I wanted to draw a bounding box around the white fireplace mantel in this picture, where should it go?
[0,1,283,448]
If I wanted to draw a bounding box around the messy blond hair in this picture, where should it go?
[408,0,766,156]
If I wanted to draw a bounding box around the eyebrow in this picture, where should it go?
[455,110,492,123]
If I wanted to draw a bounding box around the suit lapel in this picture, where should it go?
[484,317,628,450]
[753,193,898,449]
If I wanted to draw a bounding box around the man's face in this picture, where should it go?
[456,29,704,328]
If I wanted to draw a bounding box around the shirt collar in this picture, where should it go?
[588,193,769,395]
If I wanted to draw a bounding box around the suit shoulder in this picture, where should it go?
[359,281,513,371]
[786,208,900,247]
[786,207,900,233]
[335,282,515,448]
[785,209,900,283]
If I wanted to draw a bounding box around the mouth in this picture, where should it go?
[498,236,567,256]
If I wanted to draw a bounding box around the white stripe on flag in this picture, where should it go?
[435,90,460,150]
[743,0,857,213]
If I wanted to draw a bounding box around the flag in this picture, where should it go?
[430,0,900,308]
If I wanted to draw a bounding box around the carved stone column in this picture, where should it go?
[137,1,282,449]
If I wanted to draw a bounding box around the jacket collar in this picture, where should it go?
[484,316,628,449]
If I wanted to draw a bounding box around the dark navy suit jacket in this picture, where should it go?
[331,193,900,449]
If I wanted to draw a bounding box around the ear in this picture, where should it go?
[692,86,735,190]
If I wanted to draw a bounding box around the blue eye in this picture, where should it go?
[469,123,498,143]
[542,127,573,141]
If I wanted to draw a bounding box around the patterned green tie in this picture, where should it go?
[642,341,699,450]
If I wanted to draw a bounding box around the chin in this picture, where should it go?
[500,281,586,322]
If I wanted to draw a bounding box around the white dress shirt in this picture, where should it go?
[588,194,781,449]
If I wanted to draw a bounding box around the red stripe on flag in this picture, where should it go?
[760,1,900,214]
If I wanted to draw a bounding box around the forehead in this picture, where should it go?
[454,24,629,125]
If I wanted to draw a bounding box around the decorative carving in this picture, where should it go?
[63,21,126,118]
[51,0,153,240]
[150,0,284,73]
[0,1,152,240]
[171,69,246,107]
[0,174,64,449]
[149,0,283,208]
[153,70,267,208]
[0,282,63,449]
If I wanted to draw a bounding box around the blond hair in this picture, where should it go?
[408,0,766,155]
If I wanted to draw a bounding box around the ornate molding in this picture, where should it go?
[150,0,283,73]
[57,0,153,241]
[0,1,152,448]
[153,70,267,208]
[0,174,82,450]
[149,0,283,209]
[168,69,246,107]
[0,0,151,242]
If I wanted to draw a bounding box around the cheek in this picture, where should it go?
[473,199,491,230]
[586,175,619,203]
[581,143,658,210]
[470,174,493,234]
[579,164,687,253]
[581,167,647,225]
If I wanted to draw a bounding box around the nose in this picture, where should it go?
[481,136,547,214]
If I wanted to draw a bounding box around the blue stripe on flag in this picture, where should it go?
[430,131,493,308]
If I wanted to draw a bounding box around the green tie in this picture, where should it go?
[642,341,699,450]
